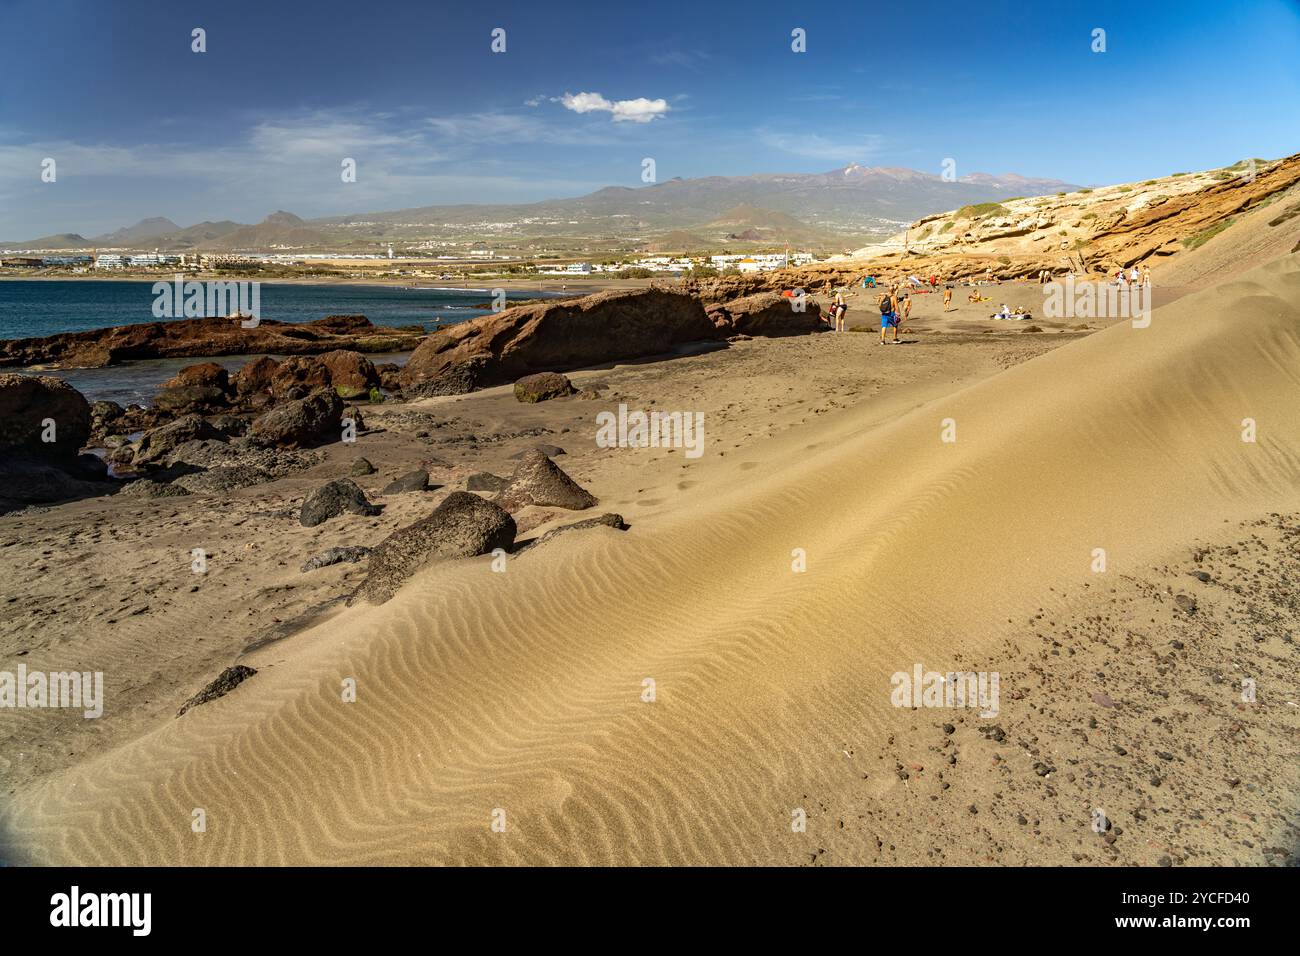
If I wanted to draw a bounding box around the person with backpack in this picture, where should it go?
[878,288,898,344]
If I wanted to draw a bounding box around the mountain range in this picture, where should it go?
[2,164,1080,253]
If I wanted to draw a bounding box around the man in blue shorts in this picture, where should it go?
[878,288,899,344]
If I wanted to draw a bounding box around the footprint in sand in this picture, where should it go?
[676,480,697,490]
[739,461,760,471]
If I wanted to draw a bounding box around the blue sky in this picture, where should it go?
[1,0,1298,238]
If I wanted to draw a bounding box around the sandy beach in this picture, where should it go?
[2,248,1297,866]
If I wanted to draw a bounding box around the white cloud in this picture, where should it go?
[557,91,669,123]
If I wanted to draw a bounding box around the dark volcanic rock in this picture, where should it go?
[514,371,575,403]
[153,384,230,415]
[301,546,372,573]
[162,362,229,391]
[466,471,509,493]
[509,444,565,459]
[320,350,380,399]
[90,399,126,433]
[399,288,715,396]
[706,291,826,337]
[495,450,597,512]
[206,413,249,437]
[248,389,345,449]
[118,477,192,499]
[520,512,628,552]
[270,351,379,400]
[133,414,225,467]
[381,469,430,495]
[174,464,272,494]
[350,457,377,476]
[354,491,516,604]
[0,457,114,512]
[270,354,332,398]
[299,478,381,527]
[0,314,425,370]
[376,362,403,392]
[233,355,280,398]
[0,373,91,462]
[176,664,258,717]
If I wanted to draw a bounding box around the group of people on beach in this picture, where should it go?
[823,281,911,343]
[1115,264,1152,288]
[821,261,1153,340]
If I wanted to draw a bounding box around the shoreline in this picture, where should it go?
[0,271,653,295]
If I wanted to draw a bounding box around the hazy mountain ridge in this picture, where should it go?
[2,164,1079,251]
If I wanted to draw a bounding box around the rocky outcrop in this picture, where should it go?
[0,376,117,511]
[319,350,380,399]
[466,471,509,493]
[0,373,91,462]
[153,384,229,415]
[299,478,381,527]
[514,371,575,403]
[375,362,404,392]
[495,450,597,512]
[354,491,517,604]
[162,362,229,391]
[233,355,280,398]
[247,389,344,449]
[519,512,628,552]
[399,289,715,397]
[706,292,827,337]
[381,469,430,495]
[173,464,272,495]
[0,313,425,370]
[301,546,371,573]
[132,414,224,467]
[176,665,257,718]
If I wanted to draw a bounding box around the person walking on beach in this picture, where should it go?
[900,291,913,324]
[1142,264,1151,288]
[943,284,953,311]
[878,288,898,344]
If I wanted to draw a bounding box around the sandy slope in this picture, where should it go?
[3,256,1298,865]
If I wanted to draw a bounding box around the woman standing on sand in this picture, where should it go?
[943,285,953,311]
[832,288,847,332]
[1142,264,1152,288]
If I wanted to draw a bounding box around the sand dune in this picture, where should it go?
[4,255,1298,865]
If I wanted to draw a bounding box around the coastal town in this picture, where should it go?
[0,247,823,280]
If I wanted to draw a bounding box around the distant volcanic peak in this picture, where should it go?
[832,164,934,181]
[263,210,306,226]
